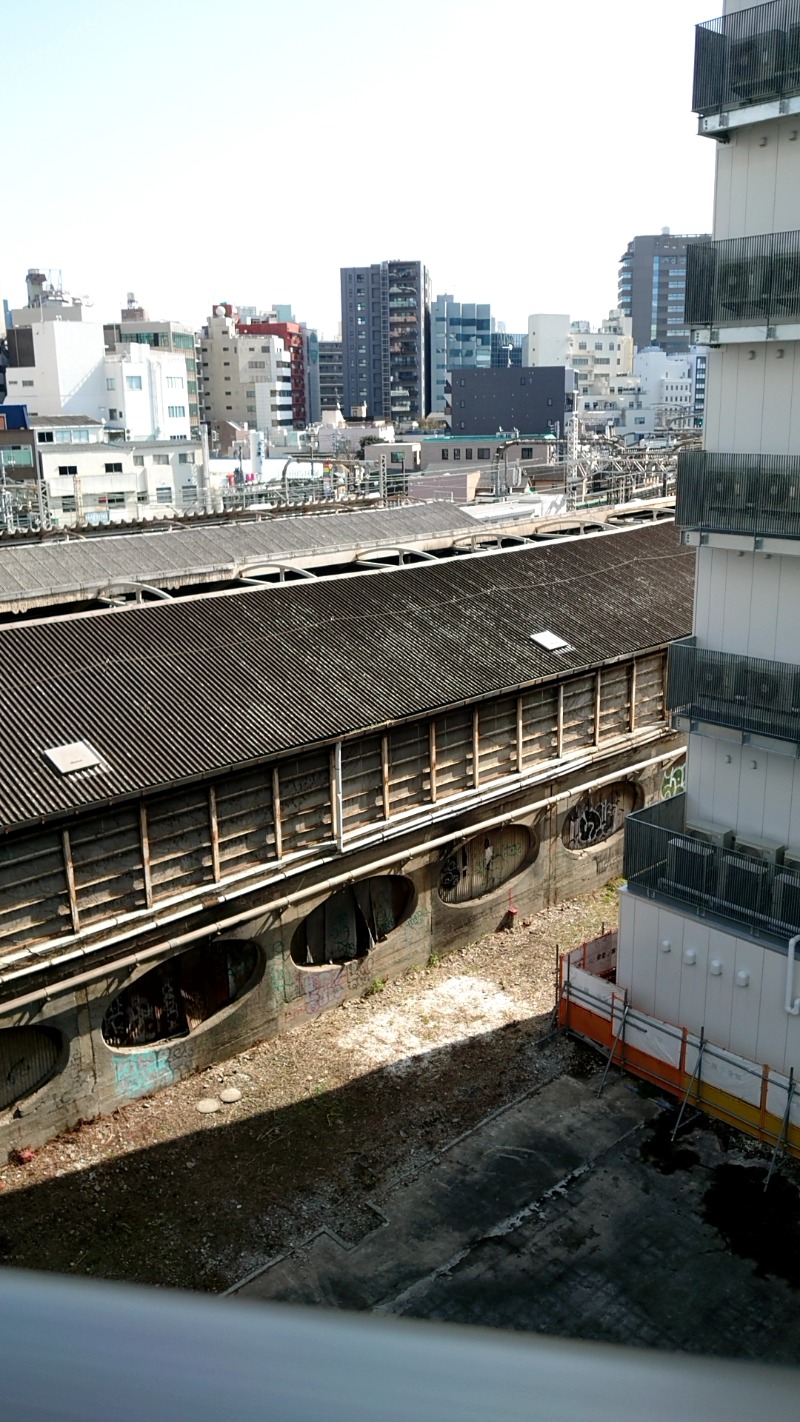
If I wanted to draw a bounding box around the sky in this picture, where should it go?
[4,0,717,338]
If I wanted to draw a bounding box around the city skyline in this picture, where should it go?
[4,0,715,337]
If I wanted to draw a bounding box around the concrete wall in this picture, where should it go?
[0,744,680,1153]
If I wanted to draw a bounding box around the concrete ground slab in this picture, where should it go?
[235,1072,800,1363]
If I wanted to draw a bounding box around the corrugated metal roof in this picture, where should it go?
[0,504,495,611]
[0,521,694,830]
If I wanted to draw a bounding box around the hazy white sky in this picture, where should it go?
[4,0,717,337]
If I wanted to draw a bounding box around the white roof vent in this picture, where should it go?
[530,630,573,654]
[44,741,103,776]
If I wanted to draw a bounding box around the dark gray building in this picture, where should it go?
[318,340,343,411]
[448,367,574,437]
[618,230,710,354]
[341,261,431,421]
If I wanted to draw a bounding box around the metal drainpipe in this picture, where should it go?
[0,747,681,1017]
[785,934,800,1015]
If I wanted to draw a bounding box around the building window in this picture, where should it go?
[178,452,192,463]
[58,465,78,476]
[153,454,170,465]
[441,449,449,460]
[106,379,116,390]
[133,455,145,466]
[104,462,123,473]
[248,361,266,369]
[156,487,172,503]
[108,409,119,419]
[37,432,54,444]
[477,448,491,460]
[521,447,533,459]
[125,376,143,390]
[453,448,461,460]
[21,380,34,388]
[106,492,126,507]
[167,405,186,418]
[60,496,76,512]
[465,448,473,459]
[166,375,184,389]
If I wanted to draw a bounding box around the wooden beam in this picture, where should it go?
[332,742,344,852]
[139,803,153,908]
[272,766,283,860]
[61,829,80,932]
[516,696,524,774]
[594,670,602,746]
[381,734,391,820]
[473,706,481,789]
[208,785,221,883]
[429,721,438,804]
[629,659,637,733]
[557,683,564,759]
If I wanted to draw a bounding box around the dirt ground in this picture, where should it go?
[0,886,619,1293]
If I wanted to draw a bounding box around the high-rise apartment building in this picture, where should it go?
[430,295,492,413]
[607,0,800,1130]
[618,231,710,354]
[340,261,431,421]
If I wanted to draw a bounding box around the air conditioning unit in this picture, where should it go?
[773,870,800,931]
[665,835,714,898]
[716,851,770,914]
[784,847,800,873]
[747,665,786,712]
[686,820,734,849]
[729,29,785,101]
[732,834,785,865]
[769,252,800,319]
[781,24,800,92]
[762,468,794,511]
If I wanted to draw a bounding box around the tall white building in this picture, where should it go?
[524,313,570,368]
[604,0,800,1137]
[103,344,191,441]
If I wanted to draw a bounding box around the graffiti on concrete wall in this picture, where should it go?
[662,757,686,800]
[563,782,637,850]
[439,826,532,904]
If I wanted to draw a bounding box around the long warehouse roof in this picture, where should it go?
[0,504,500,612]
[0,521,693,830]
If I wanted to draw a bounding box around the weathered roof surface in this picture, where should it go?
[0,521,693,830]
[28,415,103,427]
[0,503,496,612]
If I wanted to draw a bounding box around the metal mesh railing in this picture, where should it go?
[676,449,800,539]
[667,638,800,745]
[693,0,800,114]
[685,229,800,327]
[624,794,800,940]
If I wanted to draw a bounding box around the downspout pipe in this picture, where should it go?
[786,934,800,1015]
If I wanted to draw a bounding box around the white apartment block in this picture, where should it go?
[199,310,293,432]
[103,344,191,441]
[30,416,202,526]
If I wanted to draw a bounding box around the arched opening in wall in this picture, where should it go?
[0,1026,63,1111]
[438,825,534,904]
[291,876,414,967]
[562,782,641,851]
[101,939,261,1049]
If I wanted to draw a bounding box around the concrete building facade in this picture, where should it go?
[104,302,201,433]
[199,308,293,432]
[319,340,344,410]
[567,0,800,1159]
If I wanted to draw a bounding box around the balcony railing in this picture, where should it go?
[685,230,800,327]
[676,450,800,539]
[667,637,800,746]
[693,0,800,115]
[624,793,800,941]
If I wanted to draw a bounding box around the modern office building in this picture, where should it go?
[430,295,492,413]
[566,0,800,1154]
[340,260,431,421]
[318,340,344,410]
[618,231,710,354]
